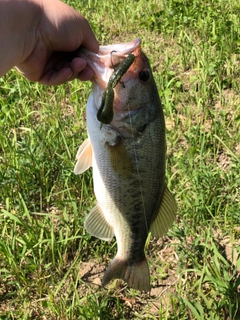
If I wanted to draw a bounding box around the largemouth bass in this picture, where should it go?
[74,38,177,292]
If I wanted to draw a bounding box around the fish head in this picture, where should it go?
[79,38,161,135]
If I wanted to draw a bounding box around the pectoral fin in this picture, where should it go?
[150,186,177,238]
[84,204,114,241]
[108,140,132,178]
[74,138,92,174]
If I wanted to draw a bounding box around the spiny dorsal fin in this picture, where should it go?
[84,204,114,241]
[150,186,177,238]
[74,138,92,175]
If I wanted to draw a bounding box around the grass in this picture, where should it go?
[0,0,240,318]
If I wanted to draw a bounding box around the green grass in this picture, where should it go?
[1,0,240,318]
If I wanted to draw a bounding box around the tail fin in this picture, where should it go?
[102,256,150,292]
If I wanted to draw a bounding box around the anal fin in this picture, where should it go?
[84,204,114,241]
[150,186,177,238]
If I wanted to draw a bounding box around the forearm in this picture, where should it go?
[0,0,42,77]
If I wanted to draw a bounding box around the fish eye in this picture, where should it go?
[139,69,150,82]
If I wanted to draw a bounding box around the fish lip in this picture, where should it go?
[78,38,141,90]
[98,38,141,59]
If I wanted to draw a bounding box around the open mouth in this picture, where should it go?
[78,38,141,89]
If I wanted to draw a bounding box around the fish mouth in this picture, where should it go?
[78,38,141,89]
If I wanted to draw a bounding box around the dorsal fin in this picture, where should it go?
[74,138,92,174]
[150,186,177,238]
[84,204,114,241]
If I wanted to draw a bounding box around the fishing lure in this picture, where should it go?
[97,53,135,125]
[108,53,135,89]
[97,88,114,124]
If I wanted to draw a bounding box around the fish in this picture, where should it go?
[74,38,177,292]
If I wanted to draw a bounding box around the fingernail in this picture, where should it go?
[67,72,73,79]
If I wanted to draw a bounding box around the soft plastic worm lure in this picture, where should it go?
[97,88,114,125]
[97,53,135,124]
[108,53,135,88]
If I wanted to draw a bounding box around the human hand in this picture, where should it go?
[16,0,99,85]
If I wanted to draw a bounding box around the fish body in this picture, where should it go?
[74,39,177,292]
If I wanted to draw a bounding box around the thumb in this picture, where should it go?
[80,18,99,53]
[42,0,99,53]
